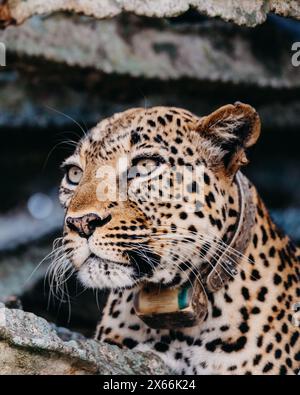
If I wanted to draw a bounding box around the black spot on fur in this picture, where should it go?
[239,322,249,333]
[123,338,138,349]
[154,342,169,352]
[257,335,263,347]
[257,286,268,302]
[205,338,222,352]
[128,324,140,331]
[251,269,261,280]
[204,173,210,185]
[251,306,261,314]
[253,354,262,366]
[269,246,276,257]
[290,331,299,347]
[147,119,156,127]
[157,116,166,126]
[180,212,188,220]
[275,349,282,359]
[241,287,250,301]
[131,131,141,145]
[212,306,222,318]
[263,362,273,373]
[220,325,229,332]
[273,273,282,285]
[205,192,215,208]
[221,336,247,353]
[252,233,258,248]
[260,225,268,245]
[279,365,287,375]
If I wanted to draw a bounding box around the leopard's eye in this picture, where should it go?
[129,155,165,180]
[66,165,83,185]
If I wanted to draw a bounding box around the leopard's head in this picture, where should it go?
[58,103,260,291]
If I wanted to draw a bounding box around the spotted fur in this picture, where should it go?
[58,104,300,375]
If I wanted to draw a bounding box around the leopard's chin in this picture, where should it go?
[77,254,141,290]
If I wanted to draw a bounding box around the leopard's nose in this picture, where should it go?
[66,213,112,238]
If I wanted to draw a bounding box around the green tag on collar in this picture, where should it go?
[134,282,207,330]
[178,286,190,310]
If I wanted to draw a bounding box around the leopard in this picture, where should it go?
[57,102,300,375]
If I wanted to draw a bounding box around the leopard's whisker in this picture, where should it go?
[46,246,75,304]
[44,105,88,138]
[151,237,227,289]
[164,224,255,266]
[124,243,164,280]
[130,242,206,298]
[152,231,258,282]
[25,244,65,286]
[154,225,256,273]
[150,238,222,288]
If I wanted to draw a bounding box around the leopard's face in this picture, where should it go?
[59,104,260,291]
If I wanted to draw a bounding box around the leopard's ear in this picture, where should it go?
[197,102,261,175]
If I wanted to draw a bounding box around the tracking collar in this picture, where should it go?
[134,172,256,330]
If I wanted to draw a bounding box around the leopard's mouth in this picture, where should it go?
[87,253,131,267]
[77,253,138,290]
[82,244,197,292]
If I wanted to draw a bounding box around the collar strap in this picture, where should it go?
[206,171,256,292]
[134,172,256,329]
